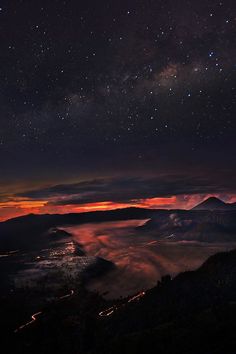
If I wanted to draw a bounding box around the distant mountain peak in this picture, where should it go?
[203,196,225,204]
[192,196,228,211]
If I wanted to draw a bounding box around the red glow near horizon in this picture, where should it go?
[0,194,235,222]
[0,196,176,221]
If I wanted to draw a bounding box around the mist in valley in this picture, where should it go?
[64,220,236,298]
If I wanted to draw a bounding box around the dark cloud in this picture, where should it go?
[17,179,108,199]
[15,173,235,206]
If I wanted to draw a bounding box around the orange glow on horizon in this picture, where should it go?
[0,200,47,208]
[0,196,177,221]
[133,196,177,208]
[0,194,235,222]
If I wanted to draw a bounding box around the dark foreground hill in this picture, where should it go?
[6,248,236,354]
[98,249,236,353]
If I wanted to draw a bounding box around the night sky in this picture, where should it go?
[0,0,236,220]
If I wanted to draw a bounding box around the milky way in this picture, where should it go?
[0,0,235,219]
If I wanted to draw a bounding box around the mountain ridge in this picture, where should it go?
[192,196,236,211]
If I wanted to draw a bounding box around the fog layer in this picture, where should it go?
[64,220,236,298]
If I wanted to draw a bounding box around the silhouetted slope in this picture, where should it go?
[94,248,236,354]
[8,248,236,354]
